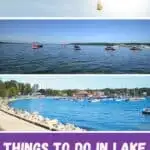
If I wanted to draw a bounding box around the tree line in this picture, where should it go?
[70,42,150,46]
[38,89,76,97]
[0,80,150,98]
[0,80,32,98]
[39,88,150,97]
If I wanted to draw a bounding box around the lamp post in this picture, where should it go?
[97,0,103,11]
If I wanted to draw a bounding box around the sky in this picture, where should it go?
[1,75,150,89]
[0,20,150,43]
[0,0,150,17]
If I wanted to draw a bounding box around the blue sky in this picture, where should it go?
[1,75,150,89]
[0,20,150,43]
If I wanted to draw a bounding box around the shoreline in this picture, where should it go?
[8,95,148,102]
[0,99,85,131]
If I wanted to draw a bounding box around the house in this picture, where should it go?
[73,90,89,98]
[92,91,105,98]
[31,92,42,97]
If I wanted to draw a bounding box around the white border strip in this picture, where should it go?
[1,74,150,76]
[1,131,150,133]
[0,17,150,20]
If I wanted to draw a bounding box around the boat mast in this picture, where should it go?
[97,0,103,11]
[134,88,136,97]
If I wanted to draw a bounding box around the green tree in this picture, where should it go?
[8,87,17,97]
[24,83,32,95]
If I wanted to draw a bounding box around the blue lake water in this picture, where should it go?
[0,43,150,73]
[9,98,150,131]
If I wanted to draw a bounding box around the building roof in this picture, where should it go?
[75,91,89,95]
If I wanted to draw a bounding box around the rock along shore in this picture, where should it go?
[0,100,85,131]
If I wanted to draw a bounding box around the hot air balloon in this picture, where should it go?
[97,0,103,11]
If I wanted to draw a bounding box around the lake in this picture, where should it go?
[9,98,150,131]
[0,43,150,73]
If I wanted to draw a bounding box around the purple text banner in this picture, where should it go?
[0,133,150,150]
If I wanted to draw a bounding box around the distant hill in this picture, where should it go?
[0,41,28,44]
[70,42,150,46]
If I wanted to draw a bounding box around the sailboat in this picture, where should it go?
[129,89,146,101]
[97,0,103,11]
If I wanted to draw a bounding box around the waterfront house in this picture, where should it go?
[92,91,105,98]
[73,91,89,98]
[31,92,45,98]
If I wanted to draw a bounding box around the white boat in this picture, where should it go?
[115,98,123,102]
[101,98,114,101]
[91,99,100,103]
[142,108,150,115]
[141,45,150,49]
[113,45,120,49]
[115,98,129,102]
[129,97,146,101]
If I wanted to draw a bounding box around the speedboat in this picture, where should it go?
[74,45,81,50]
[130,46,141,50]
[105,46,115,51]
[142,108,150,115]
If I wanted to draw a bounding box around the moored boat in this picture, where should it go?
[91,99,100,103]
[115,98,129,102]
[130,46,141,50]
[142,108,150,115]
[105,46,115,51]
[129,97,146,101]
[74,44,81,50]
[32,42,43,49]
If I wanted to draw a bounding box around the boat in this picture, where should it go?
[115,98,129,102]
[113,45,120,49]
[32,42,43,49]
[74,44,81,50]
[130,46,141,50]
[143,45,150,49]
[129,97,146,101]
[105,46,116,51]
[142,108,150,115]
[91,99,100,103]
[129,89,146,101]
[101,98,114,101]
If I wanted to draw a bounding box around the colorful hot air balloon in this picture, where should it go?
[97,0,103,11]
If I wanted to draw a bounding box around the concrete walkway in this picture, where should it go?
[0,111,47,131]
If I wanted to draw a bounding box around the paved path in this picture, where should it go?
[0,111,47,131]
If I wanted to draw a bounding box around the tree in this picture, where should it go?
[8,87,17,97]
[24,83,32,95]
[0,80,8,97]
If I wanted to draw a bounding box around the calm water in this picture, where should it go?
[9,98,150,131]
[0,43,150,73]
